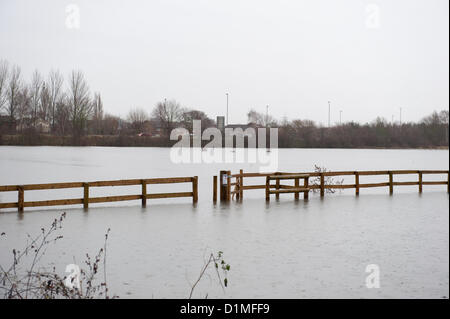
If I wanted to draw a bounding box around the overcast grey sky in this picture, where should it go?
[0,0,448,125]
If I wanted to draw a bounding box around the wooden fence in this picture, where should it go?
[0,176,198,212]
[214,169,449,202]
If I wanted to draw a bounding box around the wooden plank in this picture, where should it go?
[24,198,83,207]
[0,185,19,192]
[89,179,141,187]
[89,195,141,203]
[294,178,299,200]
[270,188,310,194]
[422,181,448,185]
[323,184,356,189]
[265,176,270,202]
[268,174,310,180]
[359,182,390,188]
[358,171,390,176]
[241,185,266,190]
[146,177,193,184]
[275,173,280,200]
[0,202,18,209]
[146,192,193,199]
[421,170,449,174]
[392,181,419,186]
[23,182,84,191]
[390,170,420,175]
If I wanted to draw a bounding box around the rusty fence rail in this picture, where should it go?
[0,176,198,212]
[214,169,449,202]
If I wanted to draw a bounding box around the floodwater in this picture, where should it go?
[0,146,448,298]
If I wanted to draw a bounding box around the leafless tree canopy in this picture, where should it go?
[68,70,92,136]
[0,59,9,112]
[151,99,183,136]
[6,65,22,119]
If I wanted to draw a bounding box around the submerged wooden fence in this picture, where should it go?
[214,169,449,202]
[0,176,198,212]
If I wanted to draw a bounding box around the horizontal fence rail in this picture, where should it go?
[0,176,198,212]
[215,169,449,202]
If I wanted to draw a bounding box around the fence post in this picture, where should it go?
[219,170,227,202]
[141,179,147,207]
[83,183,89,210]
[213,176,217,203]
[355,172,360,196]
[389,172,393,195]
[275,172,280,200]
[18,186,24,212]
[265,176,270,202]
[304,176,309,200]
[226,171,231,202]
[294,177,299,200]
[418,172,423,194]
[193,176,198,203]
[320,173,325,197]
[239,169,244,201]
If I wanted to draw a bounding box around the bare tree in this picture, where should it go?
[151,99,183,137]
[91,92,104,134]
[16,86,31,132]
[6,65,22,120]
[30,70,43,127]
[67,70,92,136]
[48,69,63,130]
[127,107,149,133]
[39,82,51,124]
[54,94,70,136]
[0,59,9,113]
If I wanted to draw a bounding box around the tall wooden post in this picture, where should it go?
[389,172,393,195]
[18,186,24,212]
[294,177,299,200]
[83,183,89,210]
[304,176,309,200]
[355,172,360,196]
[192,176,198,203]
[239,169,244,201]
[418,172,423,194]
[213,176,217,203]
[226,170,231,202]
[265,176,270,202]
[320,173,325,197]
[275,172,280,200]
[141,179,147,207]
[219,170,227,202]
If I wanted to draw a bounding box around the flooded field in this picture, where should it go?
[0,146,448,298]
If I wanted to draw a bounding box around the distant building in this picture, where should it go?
[216,116,225,133]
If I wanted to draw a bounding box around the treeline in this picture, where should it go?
[0,60,448,148]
